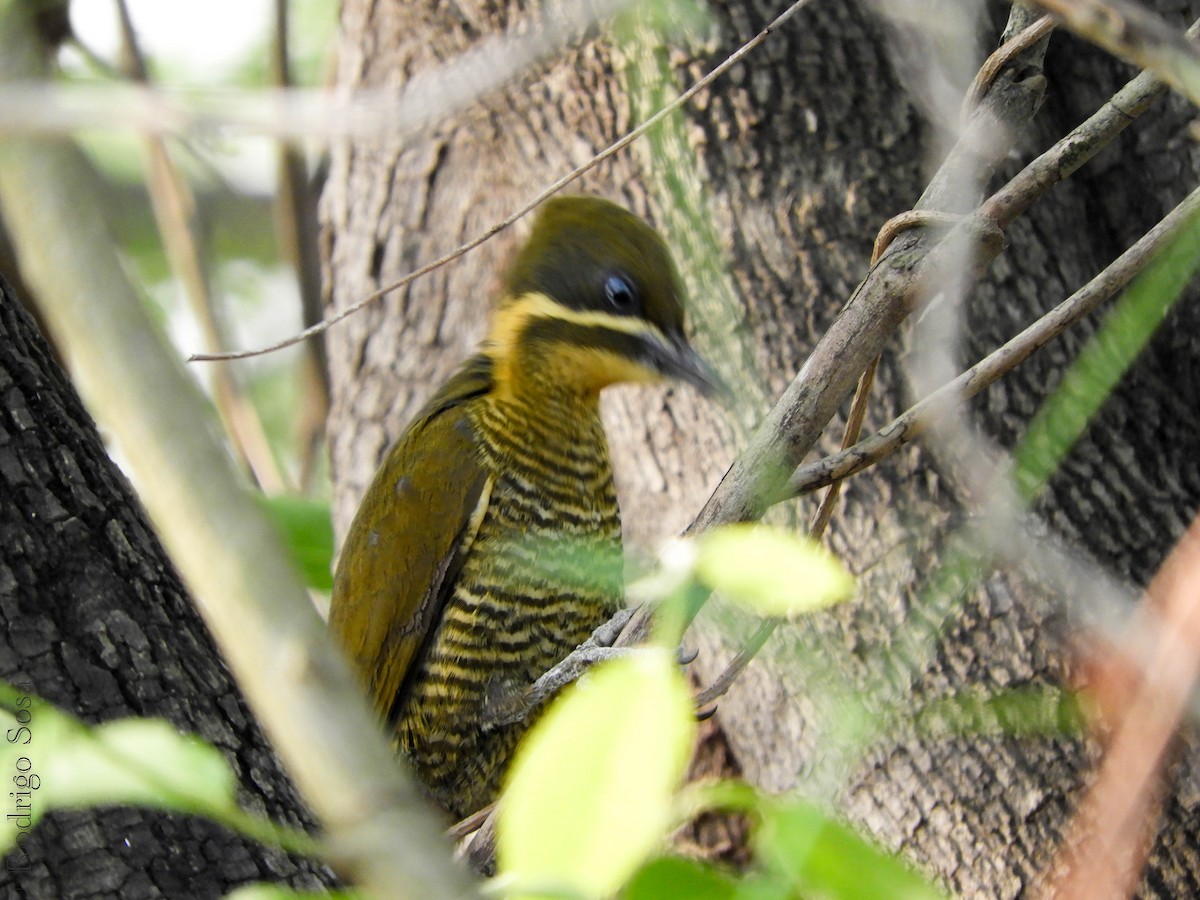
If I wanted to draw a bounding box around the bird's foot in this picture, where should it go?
[479,611,644,731]
[589,606,696,665]
[589,606,635,647]
[479,608,696,730]
[480,643,640,731]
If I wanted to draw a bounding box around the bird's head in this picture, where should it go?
[486,196,722,399]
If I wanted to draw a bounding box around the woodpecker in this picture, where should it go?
[329,196,719,817]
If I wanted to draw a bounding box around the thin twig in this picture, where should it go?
[871,210,965,265]
[190,0,818,362]
[809,357,878,537]
[693,617,779,712]
[270,0,330,489]
[115,0,286,492]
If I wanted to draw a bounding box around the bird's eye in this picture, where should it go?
[603,273,638,312]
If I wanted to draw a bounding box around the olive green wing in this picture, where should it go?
[329,355,493,723]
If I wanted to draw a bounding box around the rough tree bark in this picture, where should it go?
[322,0,1200,896]
[0,277,334,897]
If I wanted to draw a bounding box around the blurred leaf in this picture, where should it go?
[498,649,696,899]
[756,799,947,900]
[226,887,362,900]
[614,0,712,41]
[0,682,318,859]
[43,718,237,811]
[912,685,1089,739]
[0,682,235,855]
[730,876,793,900]
[259,493,333,591]
[695,525,855,618]
[625,856,737,900]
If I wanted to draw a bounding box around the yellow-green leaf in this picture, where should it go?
[498,649,696,899]
[259,494,335,592]
[757,799,948,900]
[0,683,238,857]
[625,855,737,900]
[226,887,363,900]
[695,525,854,618]
[42,718,238,813]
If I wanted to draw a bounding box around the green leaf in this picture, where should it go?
[912,685,1089,739]
[44,718,238,812]
[695,525,855,618]
[259,494,334,592]
[226,887,363,900]
[498,649,697,899]
[756,799,947,900]
[625,856,736,900]
[730,875,793,900]
[0,682,318,859]
[0,683,236,855]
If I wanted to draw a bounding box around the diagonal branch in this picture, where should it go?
[682,11,1050,538]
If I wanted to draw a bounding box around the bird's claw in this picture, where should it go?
[590,606,635,648]
[479,635,635,731]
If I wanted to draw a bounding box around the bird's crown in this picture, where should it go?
[487,196,718,398]
[502,195,686,334]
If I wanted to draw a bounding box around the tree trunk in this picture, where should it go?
[322,0,1200,895]
[0,276,333,897]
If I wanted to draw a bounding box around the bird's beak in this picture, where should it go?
[647,330,731,401]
